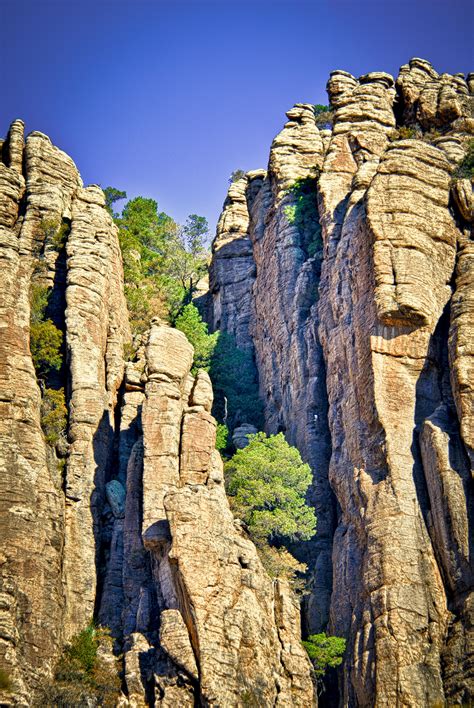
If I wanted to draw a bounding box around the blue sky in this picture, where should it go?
[1,0,472,233]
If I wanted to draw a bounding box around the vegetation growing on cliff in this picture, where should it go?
[175,303,217,372]
[225,432,316,543]
[107,190,210,334]
[175,303,263,430]
[225,432,316,584]
[303,632,346,682]
[0,669,11,692]
[41,388,67,446]
[454,138,474,179]
[284,178,322,257]
[313,104,334,129]
[35,623,121,707]
[229,169,246,183]
[29,284,63,378]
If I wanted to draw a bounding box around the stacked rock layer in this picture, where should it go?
[0,122,313,707]
[207,58,474,705]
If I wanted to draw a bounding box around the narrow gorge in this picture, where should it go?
[0,57,473,707]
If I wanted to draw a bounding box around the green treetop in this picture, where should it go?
[225,432,316,544]
[103,186,127,217]
[174,303,217,373]
[302,632,346,679]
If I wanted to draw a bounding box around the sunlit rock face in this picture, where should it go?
[0,122,313,707]
[208,58,474,705]
[0,120,130,702]
[118,323,314,707]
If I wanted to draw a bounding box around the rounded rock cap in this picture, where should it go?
[358,71,394,88]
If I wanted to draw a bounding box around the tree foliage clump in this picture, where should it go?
[29,284,63,379]
[175,304,262,430]
[229,169,246,184]
[225,432,316,586]
[41,388,67,446]
[454,139,474,180]
[283,178,322,257]
[215,423,230,453]
[35,623,121,708]
[40,218,70,249]
[225,432,316,544]
[174,303,217,373]
[302,632,346,679]
[103,186,127,217]
[113,194,209,334]
[313,104,334,129]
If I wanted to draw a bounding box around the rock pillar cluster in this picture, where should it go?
[208,58,474,705]
[0,121,313,706]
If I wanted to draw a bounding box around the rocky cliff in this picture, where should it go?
[207,58,474,705]
[0,123,312,706]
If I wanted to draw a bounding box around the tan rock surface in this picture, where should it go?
[0,120,130,699]
[207,57,474,706]
[118,323,314,706]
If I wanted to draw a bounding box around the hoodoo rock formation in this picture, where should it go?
[207,58,474,705]
[0,122,312,706]
[0,56,473,708]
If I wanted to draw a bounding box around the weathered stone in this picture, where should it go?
[0,119,128,698]
[106,479,126,518]
[159,609,198,681]
[452,177,473,222]
[189,369,213,411]
[366,140,458,327]
[207,57,474,705]
[207,173,262,350]
[232,423,258,449]
[63,181,130,637]
[449,242,474,467]
[164,482,313,706]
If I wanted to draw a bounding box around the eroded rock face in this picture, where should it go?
[118,323,314,707]
[208,171,264,350]
[208,58,474,705]
[0,121,130,700]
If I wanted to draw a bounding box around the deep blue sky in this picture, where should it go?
[1,0,472,232]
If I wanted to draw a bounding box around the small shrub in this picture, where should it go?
[30,320,63,378]
[303,632,346,679]
[422,128,441,143]
[29,283,63,379]
[313,104,334,129]
[123,340,137,361]
[229,169,246,184]
[40,218,70,250]
[254,542,308,592]
[216,423,230,453]
[36,623,121,708]
[389,126,421,141]
[454,139,474,180]
[56,624,97,681]
[0,668,12,691]
[30,283,49,323]
[41,388,67,446]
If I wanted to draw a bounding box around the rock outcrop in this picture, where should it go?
[208,58,474,705]
[0,121,130,701]
[1,54,473,708]
[0,123,313,707]
[106,323,315,706]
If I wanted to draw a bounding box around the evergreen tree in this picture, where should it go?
[225,432,316,544]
